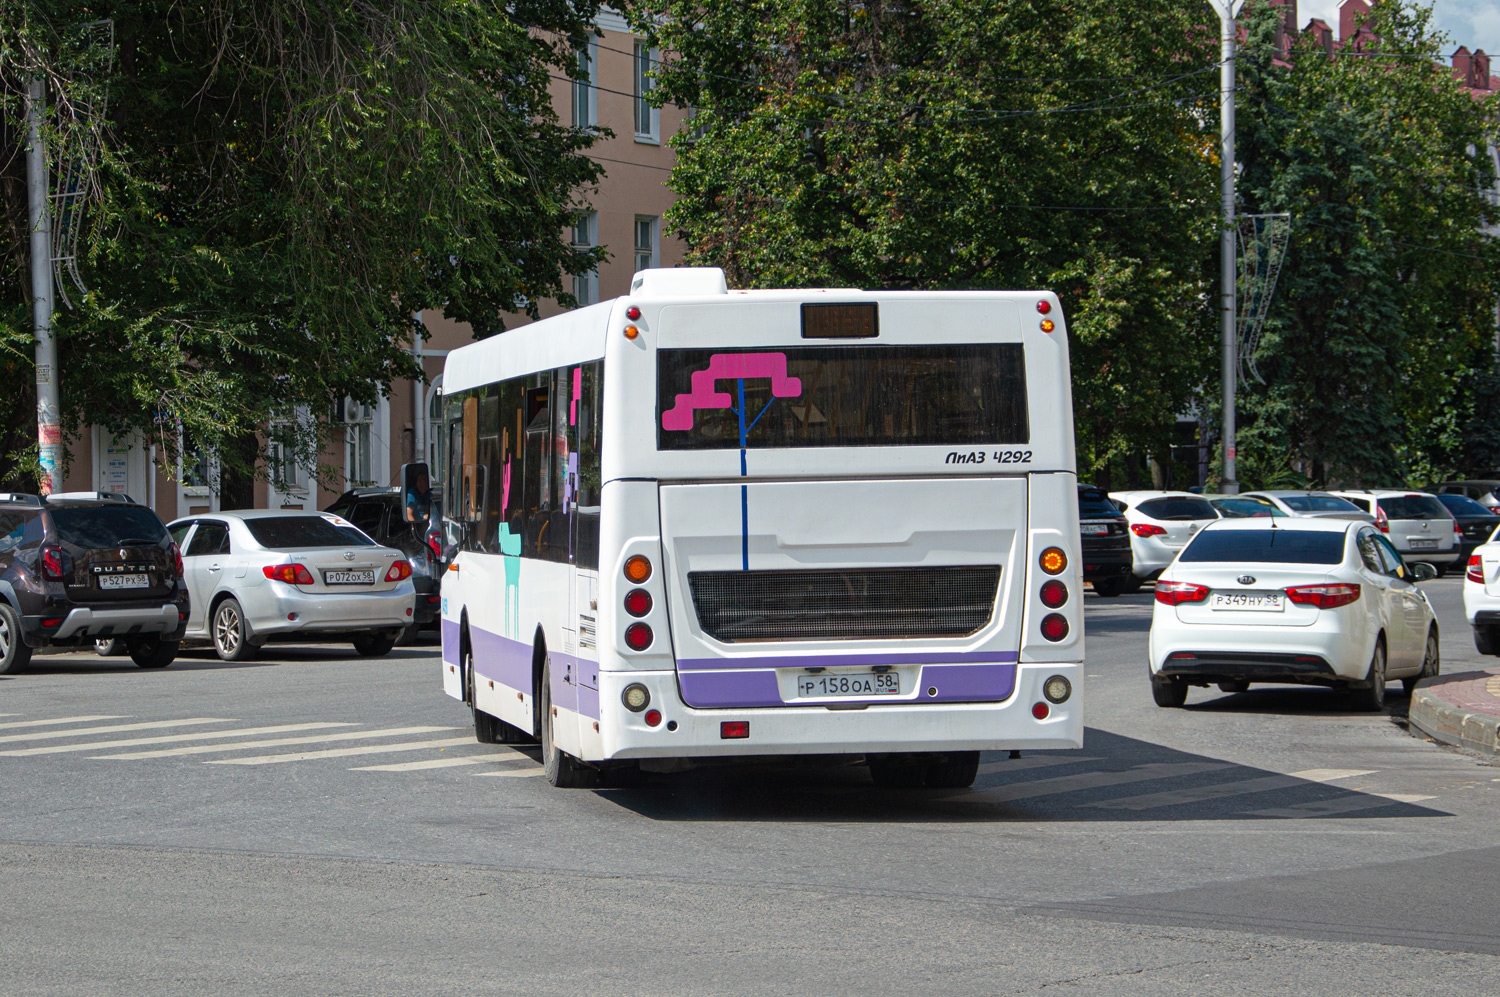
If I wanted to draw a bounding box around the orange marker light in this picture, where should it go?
[624,555,652,583]
[1040,547,1068,576]
[1040,319,1055,333]
[624,325,640,340]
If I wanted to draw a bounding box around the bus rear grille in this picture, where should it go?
[687,566,1001,642]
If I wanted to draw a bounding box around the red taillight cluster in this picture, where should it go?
[171,542,185,579]
[1132,523,1167,538]
[263,563,315,585]
[1468,555,1484,584]
[385,560,413,582]
[1284,583,1361,610]
[623,555,654,650]
[1375,507,1389,533]
[40,545,65,581]
[1037,549,1070,641]
[1454,518,1464,536]
[425,532,443,563]
[1154,580,1209,606]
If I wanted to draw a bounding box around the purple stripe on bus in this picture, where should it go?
[675,650,1020,672]
[469,625,533,693]
[441,617,461,666]
[677,662,1018,709]
[577,684,601,722]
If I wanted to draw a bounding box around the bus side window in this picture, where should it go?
[477,392,502,551]
[573,362,602,570]
[522,381,550,560]
[547,367,571,564]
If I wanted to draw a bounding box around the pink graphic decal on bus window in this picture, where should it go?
[661,353,802,431]
[570,367,582,427]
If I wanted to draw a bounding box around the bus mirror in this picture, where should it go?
[400,462,432,523]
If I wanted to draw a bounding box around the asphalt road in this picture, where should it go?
[3,578,1500,995]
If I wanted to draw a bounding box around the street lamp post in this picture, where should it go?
[1214,0,1242,495]
[26,79,62,496]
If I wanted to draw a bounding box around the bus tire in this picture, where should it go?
[467,660,528,745]
[868,755,925,789]
[540,659,589,788]
[924,751,980,789]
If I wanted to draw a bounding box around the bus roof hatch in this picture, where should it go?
[631,267,728,298]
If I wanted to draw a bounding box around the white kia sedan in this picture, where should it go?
[167,510,416,661]
[1148,518,1439,711]
[1108,491,1221,592]
[1461,530,1500,655]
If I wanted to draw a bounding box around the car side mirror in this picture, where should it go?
[1410,561,1438,582]
[400,462,432,523]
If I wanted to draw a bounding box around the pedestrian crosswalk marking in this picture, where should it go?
[1287,769,1376,782]
[94,726,459,760]
[1,723,357,757]
[352,754,530,773]
[0,715,128,731]
[0,718,233,745]
[943,762,1232,803]
[208,736,476,766]
[1375,792,1437,803]
[473,767,544,778]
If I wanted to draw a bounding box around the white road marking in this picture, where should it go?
[352,755,528,773]
[1376,792,1437,803]
[1287,768,1377,782]
[977,755,1100,776]
[94,726,459,760]
[1,723,357,757]
[0,719,233,744]
[0,715,128,731]
[209,736,477,765]
[942,762,1232,803]
[473,767,544,778]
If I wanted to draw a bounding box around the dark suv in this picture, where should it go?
[1078,485,1132,597]
[325,486,442,640]
[0,492,188,673]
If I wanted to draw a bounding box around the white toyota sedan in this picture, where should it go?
[1461,529,1500,655]
[167,510,416,661]
[1148,518,1439,711]
[1108,491,1221,592]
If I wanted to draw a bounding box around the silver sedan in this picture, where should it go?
[166,510,416,661]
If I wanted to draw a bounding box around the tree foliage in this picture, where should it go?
[1,0,605,485]
[1235,0,1500,487]
[627,0,1221,481]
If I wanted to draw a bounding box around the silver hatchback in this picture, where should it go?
[167,510,417,661]
[1329,490,1460,573]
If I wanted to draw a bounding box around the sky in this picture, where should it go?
[1301,1,1500,55]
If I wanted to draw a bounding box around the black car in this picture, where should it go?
[0,492,189,673]
[325,486,443,641]
[1435,492,1500,566]
[1078,485,1132,597]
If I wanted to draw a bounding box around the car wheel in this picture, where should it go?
[1218,680,1250,694]
[394,621,422,647]
[1151,674,1187,708]
[212,599,257,662]
[1121,576,1144,595]
[1093,577,1126,598]
[868,756,926,788]
[1404,628,1440,695]
[1350,638,1387,712]
[94,638,127,657]
[352,632,397,657]
[923,751,981,789]
[1475,624,1499,656]
[1431,563,1448,579]
[128,636,178,669]
[540,658,590,788]
[0,603,33,675]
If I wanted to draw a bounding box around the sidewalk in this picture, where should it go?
[1410,667,1500,758]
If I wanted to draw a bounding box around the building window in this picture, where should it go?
[572,211,597,306]
[344,398,378,487]
[634,41,659,141]
[634,215,659,273]
[572,42,597,129]
[268,417,310,497]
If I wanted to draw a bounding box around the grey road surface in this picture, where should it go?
[3,578,1499,995]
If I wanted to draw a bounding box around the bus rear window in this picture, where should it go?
[657,344,1027,450]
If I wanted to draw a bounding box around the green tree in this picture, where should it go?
[1234,0,1500,487]
[626,0,1221,484]
[2,0,606,487]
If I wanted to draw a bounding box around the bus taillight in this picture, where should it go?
[624,555,652,583]
[624,589,652,617]
[625,622,653,651]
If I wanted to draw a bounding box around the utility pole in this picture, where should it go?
[26,79,61,496]
[1214,0,1242,494]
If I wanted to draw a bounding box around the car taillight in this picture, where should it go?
[385,560,413,582]
[171,542,185,578]
[1132,523,1167,538]
[1454,519,1464,536]
[1468,555,1484,583]
[263,563,315,585]
[1284,583,1361,610]
[1375,507,1389,533]
[1154,580,1209,605]
[425,532,442,562]
[41,544,65,580]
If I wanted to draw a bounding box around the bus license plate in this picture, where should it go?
[1210,592,1283,612]
[324,570,376,585]
[797,672,901,698]
[98,574,149,590]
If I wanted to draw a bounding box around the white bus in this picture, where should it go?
[438,268,1083,788]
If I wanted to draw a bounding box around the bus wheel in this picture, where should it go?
[868,755,925,789]
[924,751,980,789]
[466,645,527,745]
[540,660,590,788]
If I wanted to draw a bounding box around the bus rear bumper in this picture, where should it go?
[595,663,1083,760]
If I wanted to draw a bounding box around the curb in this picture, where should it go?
[1409,678,1500,758]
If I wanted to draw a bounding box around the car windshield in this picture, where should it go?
[1211,498,1285,519]
[1179,529,1346,564]
[1078,489,1120,517]
[1437,493,1492,517]
[1278,494,1361,513]
[49,505,167,547]
[1136,497,1217,521]
[1380,495,1449,520]
[244,516,377,549]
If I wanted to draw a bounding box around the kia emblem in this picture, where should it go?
[1238,574,1256,585]
[343,552,356,561]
